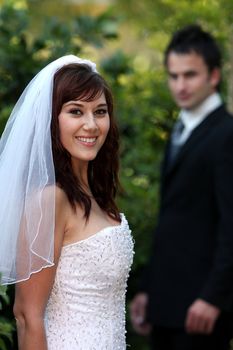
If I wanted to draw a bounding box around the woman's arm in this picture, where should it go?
[13,187,68,350]
[14,265,58,350]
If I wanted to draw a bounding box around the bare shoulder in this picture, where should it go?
[54,185,71,231]
[55,185,68,205]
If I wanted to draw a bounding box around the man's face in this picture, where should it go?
[166,51,220,110]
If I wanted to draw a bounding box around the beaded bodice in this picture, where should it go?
[45,214,134,350]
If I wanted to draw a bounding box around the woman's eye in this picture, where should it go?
[70,109,82,116]
[95,109,108,116]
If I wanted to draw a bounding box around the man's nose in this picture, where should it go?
[176,76,186,91]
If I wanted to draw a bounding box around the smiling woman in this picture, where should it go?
[51,63,119,218]
[0,55,134,350]
[58,95,110,164]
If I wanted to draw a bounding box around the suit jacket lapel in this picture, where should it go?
[163,105,225,179]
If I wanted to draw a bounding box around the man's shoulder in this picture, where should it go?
[209,106,233,150]
[213,105,233,129]
[212,103,231,116]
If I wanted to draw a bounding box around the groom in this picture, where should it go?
[131,25,233,349]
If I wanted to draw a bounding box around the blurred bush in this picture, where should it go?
[0,283,14,350]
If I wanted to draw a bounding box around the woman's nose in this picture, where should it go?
[83,113,98,131]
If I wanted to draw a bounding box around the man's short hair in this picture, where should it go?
[164,24,221,72]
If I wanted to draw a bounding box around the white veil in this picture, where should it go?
[0,55,97,285]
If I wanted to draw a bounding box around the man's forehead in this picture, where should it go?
[167,51,207,72]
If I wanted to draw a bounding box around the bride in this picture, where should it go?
[0,55,134,349]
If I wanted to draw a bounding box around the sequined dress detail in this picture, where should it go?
[45,214,134,349]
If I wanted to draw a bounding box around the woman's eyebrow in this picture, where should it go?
[64,102,108,108]
[63,101,84,107]
[95,103,108,107]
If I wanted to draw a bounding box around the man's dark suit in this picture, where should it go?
[143,105,233,332]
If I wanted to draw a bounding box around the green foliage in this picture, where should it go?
[0,283,14,350]
[0,0,119,117]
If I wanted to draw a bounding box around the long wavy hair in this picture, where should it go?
[51,63,120,221]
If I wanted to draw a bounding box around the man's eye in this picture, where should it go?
[95,109,108,116]
[169,73,177,80]
[70,109,82,115]
[185,72,198,78]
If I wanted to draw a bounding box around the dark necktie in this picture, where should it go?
[169,119,185,164]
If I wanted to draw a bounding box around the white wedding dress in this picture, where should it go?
[45,214,134,350]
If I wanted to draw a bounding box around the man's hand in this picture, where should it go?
[185,299,220,334]
[130,293,152,336]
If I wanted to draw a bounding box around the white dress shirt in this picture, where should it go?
[177,93,222,145]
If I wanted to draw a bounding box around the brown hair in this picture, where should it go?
[51,63,120,221]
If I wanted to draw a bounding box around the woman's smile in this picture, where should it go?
[75,136,98,147]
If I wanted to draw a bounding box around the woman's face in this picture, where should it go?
[58,92,110,166]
